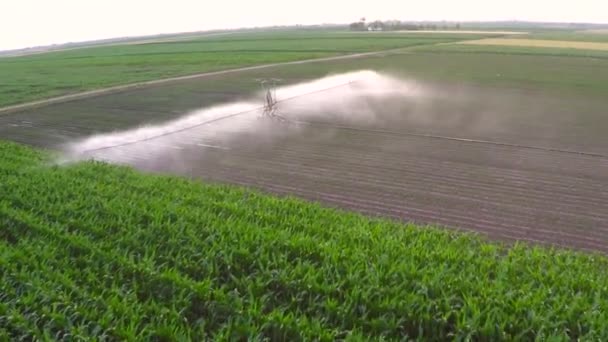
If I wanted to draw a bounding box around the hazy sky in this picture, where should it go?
[2,0,607,51]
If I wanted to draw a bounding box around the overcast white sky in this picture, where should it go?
[1,0,607,51]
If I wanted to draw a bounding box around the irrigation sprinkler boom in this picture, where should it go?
[263,85,278,117]
[257,78,285,121]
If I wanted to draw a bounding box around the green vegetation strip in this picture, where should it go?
[0,31,469,108]
[2,141,608,340]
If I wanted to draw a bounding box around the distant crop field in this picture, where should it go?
[582,29,608,34]
[4,47,608,145]
[460,38,608,51]
[0,30,478,108]
[523,30,608,43]
[418,42,608,60]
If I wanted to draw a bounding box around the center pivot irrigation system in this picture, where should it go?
[75,76,607,159]
[78,79,359,154]
[258,78,287,122]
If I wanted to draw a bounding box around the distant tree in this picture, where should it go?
[369,20,385,31]
[349,22,366,31]
[456,23,462,30]
[385,20,401,31]
[349,17,368,31]
[401,23,414,30]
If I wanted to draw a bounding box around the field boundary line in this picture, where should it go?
[0,48,410,115]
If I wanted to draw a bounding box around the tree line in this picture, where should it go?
[350,18,462,31]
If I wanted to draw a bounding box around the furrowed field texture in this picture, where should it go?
[2,141,608,340]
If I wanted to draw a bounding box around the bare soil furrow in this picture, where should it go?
[218,166,608,238]
[246,145,608,201]
[197,169,608,252]
[190,147,608,215]
[187,163,608,248]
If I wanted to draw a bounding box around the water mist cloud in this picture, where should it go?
[62,70,425,164]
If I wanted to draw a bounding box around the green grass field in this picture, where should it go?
[0,31,608,111]
[5,40,607,150]
[5,28,605,108]
[0,31,483,108]
[2,141,608,340]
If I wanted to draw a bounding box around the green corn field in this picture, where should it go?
[1,140,608,340]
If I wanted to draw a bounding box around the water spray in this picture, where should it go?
[65,71,392,159]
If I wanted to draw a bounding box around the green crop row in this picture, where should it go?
[2,140,608,340]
